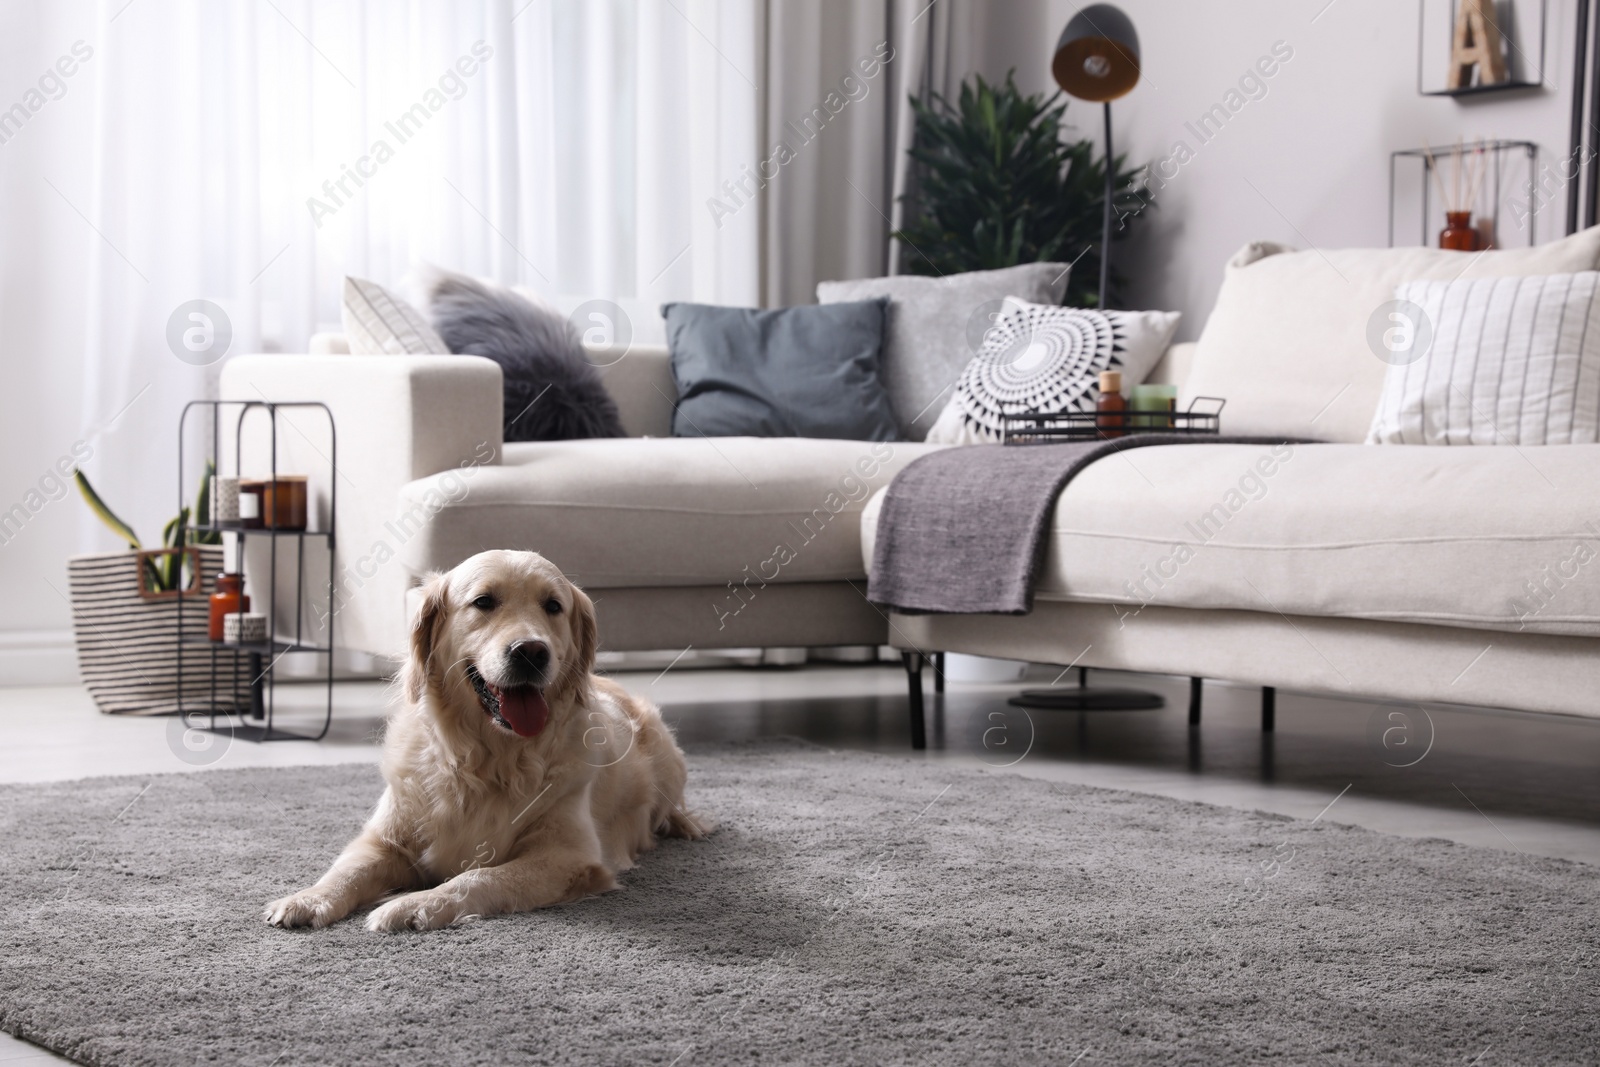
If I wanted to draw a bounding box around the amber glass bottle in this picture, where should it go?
[209,573,250,641]
[1096,370,1126,438]
[1440,211,1482,251]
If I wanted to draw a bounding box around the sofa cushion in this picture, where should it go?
[399,437,943,589]
[1184,226,1600,443]
[863,442,1600,637]
[818,262,1071,441]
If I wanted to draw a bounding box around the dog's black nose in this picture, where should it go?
[507,639,550,680]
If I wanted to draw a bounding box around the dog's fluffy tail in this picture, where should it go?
[660,806,716,840]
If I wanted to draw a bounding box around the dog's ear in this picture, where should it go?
[569,579,598,679]
[404,572,450,704]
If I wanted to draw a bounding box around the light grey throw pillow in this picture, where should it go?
[817,262,1071,440]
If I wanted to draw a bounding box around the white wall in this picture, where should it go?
[0,0,100,682]
[981,0,1582,339]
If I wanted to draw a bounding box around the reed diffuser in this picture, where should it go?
[1423,137,1490,251]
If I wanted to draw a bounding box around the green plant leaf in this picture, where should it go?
[141,557,164,596]
[73,470,140,550]
[160,507,190,591]
[893,70,1153,307]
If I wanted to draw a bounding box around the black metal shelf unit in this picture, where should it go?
[176,400,336,742]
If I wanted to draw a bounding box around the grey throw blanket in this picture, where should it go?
[867,435,1303,615]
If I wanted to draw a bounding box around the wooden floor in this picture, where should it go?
[3,662,1598,1064]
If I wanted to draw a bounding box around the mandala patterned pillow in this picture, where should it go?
[926,297,1181,444]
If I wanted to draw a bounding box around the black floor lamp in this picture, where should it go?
[1051,3,1140,310]
[1009,4,1159,714]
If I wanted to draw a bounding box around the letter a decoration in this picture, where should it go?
[1447,0,1509,89]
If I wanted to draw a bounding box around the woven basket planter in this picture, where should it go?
[66,545,252,716]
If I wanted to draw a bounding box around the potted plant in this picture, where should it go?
[893,72,1151,308]
[66,463,248,716]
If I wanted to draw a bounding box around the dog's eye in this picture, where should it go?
[472,594,497,612]
[543,598,563,616]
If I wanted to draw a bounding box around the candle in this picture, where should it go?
[1130,383,1177,429]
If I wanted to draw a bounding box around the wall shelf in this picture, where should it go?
[1421,80,1543,98]
[1389,140,1540,247]
[1418,0,1547,99]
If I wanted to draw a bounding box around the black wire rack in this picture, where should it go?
[1003,397,1225,445]
[1388,140,1538,248]
[176,400,336,742]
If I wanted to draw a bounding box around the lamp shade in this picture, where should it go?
[1051,4,1140,102]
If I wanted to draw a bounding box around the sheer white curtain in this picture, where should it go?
[76,0,761,546]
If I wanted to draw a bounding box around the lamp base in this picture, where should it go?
[1008,687,1164,711]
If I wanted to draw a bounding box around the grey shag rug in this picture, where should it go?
[1,740,1596,1066]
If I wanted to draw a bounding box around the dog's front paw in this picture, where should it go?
[264,889,343,929]
[365,890,465,933]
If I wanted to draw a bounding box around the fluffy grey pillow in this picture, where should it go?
[816,262,1071,441]
[417,270,624,442]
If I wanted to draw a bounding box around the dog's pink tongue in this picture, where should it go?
[498,687,550,738]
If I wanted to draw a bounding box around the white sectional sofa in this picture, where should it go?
[220,339,948,661]
[220,230,1600,745]
[867,228,1600,739]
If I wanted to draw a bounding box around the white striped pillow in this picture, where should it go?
[341,276,448,355]
[1368,272,1600,445]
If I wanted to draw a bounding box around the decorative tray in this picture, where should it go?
[1002,397,1226,445]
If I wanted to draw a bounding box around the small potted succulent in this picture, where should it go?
[67,463,247,715]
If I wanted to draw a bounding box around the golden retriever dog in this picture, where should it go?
[264,549,711,932]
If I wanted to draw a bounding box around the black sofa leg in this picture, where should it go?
[1261,686,1276,732]
[933,651,945,694]
[1188,676,1203,726]
[902,651,927,750]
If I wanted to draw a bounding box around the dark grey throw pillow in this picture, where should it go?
[420,269,624,442]
[663,300,898,441]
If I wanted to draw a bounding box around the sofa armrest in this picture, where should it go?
[218,354,503,659]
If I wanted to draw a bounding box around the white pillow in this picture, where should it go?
[1367,273,1600,446]
[926,297,1180,445]
[341,276,448,355]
